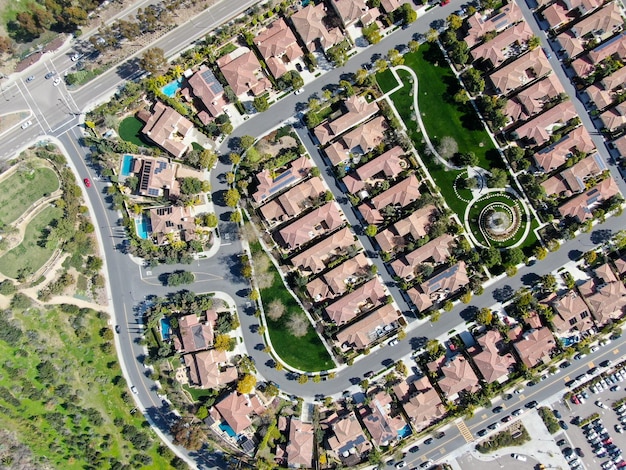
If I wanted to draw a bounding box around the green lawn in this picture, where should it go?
[0,166,59,225]
[250,242,334,372]
[0,303,173,468]
[119,116,152,147]
[0,205,62,278]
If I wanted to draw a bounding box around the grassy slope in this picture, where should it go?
[0,166,59,225]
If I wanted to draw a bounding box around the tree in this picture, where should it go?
[375,58,388,72]
[462,68,485,95]
[362,23,381,44]
[447,13,463,30]
[528,36,541,50]
[237,374,257,394]
[426,339,442,357]
[267,300,285,320]
[454,90,469,104]
[388,49,404,66]
[203,213,218,228]
[230,210,242,223]
[240,135,255,150]
[298,374,309,384]
[482,246,502,268]
[214,334,233,351]
[253,95,269,112]
[287,314,309,337]
[584,250,597,265]
[486,168,508,188]
[0,280,16,296]
[476,308,493,326]
[449,41,470,65]
[180,177,203,195]
[437,136,458,160]
[365,224,378,237]
[400,3,417,24]
[408,40,420,53]
[140,47,168,75]
[426,28,439,43]
[354,68,369,85]
[541,274,557,293]
[504,247,525,267]
[533,246,548,260]
[458,152,479,167]
[229,152,241,166]
[165,271,195,286]
[224,188,240,207]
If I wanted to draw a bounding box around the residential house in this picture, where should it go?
[253,155,313,203]
[544,0,602,31]
[183,66,228,124]
[512,100,577,146]
[513,327,558,368]
[330,0,369,28]
[391,234,455,281]
[556,30,585,59]
[470,330,516,384]
[290,227,356,274]
[569,2,623,40]
[533,125,596,171]
[545,290,594,334]
[324,116,387,166]
[375,204,438,253]
[358,174,421,225]
[359,389,408,447]
[140,101,193,158]
[285,419,314,469]
[290,3,344,52]
[259,176,327,225]
[571,31,626,78]
[149,205,196,245]
[314,95,379,145]
[325,277,387,324]
[600,102,626,134]
[306,253,370,302]
[614,255,626,278]
[216,47,271,97]
[343,146,405,193]
[470,21,534,69]
[613,134,626,158]
[392,376,446,432]
[505,74,565,124]
[488,47,552,95]
[213,391,265,435]
[276,201,344,250]
[325,411,372,461]
[129,155,179,198]
[429,354,480,401]
[174,311,217,353]
[407,261,470,311]
[187,349,238,389]
[541,153,607,197]
[464,2,524,48]
[558,176,621,221]
[335,303,403,350]
[254,18,305,79]
[587,66,626,109]
[579,263,626,325]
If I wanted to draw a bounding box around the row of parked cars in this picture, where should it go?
[582,415,625,470]
[571,362,626,404]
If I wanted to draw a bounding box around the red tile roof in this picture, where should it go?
[325,277,387,324]
[558,176,621,221]
[141,101,193,158]
[290,227,356,274]
[513,327,557,368]
[276,202,344,250]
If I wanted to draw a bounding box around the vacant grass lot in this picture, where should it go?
[250,241,334,371]
[0,303,172,468]
[0,166,59,225]
[0,205,61,278]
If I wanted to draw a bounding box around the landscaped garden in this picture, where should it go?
[0,165,59,225]
[119,115,152,147]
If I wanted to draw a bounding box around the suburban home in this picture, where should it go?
[126,155,178,198]
[533,125,596,171]
[335,303,403,350]
[556,30,585,59]
[511,100,577,146]
[186,349,238,389]
[330,0,369,28]
[614,255,626,278]
[254,18,305,79]
[283,418,314,469]
[513,327,558,368]
[174,311,217,353]
[558,176,621,221]
[314,95,379,145]
[290,3,344,52]
[212,391,266,435]
[375,204,438,253]
[587,66,626,110]
[358,389,408,447]
[568,2,623,40]
[324,116,387,166]
[504,74,565,124]
[253,155,313,203]
[259,176,327,225]
[407,261,470,312]
[488,47,552,95]
[464,2,524,48]
[391,234,455,281]
[543,0,602,31]
[216,47,271,97]
[183,65,228,124]
[470,21,534,69]
[571,31,626,78]
[545,290,594,334]
[290,226,357,274]
[613,134,626,158]
[343,145,405,193]
[541,153,607,197]
[276,201,344,250]
[579,263,626,325]
[324,411,372,463]
[358,174,421,225]
[600,102,626,134]
[428,354,480,402]
[392,376,446,432]
[139,101,193,158]
[325,277,388,324]
[306,253,370,302]
[149,205,197,245]
[470,330,517,384]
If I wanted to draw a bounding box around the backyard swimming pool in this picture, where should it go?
[161,318,171,340]
[121,154,133,176]
[135,216,151,240]
[161,77,183,98]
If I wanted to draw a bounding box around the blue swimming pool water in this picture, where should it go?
[219,422,237,437]
[121,154,134,176]
[161,77,183,98]
[161,318,171,340]
[398,424,411,438]
[135,216,151,240]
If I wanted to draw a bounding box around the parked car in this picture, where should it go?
[560,420,569,430]
[596,400,608,409]
[493,406,503,413]
[44,71,56,79]
[511,454,527,461]
[477,429,487,437]
[25,75,35,82]
[21,120,32,129]
[557,439,567,446]
[83,178,91,188]
[512,409,523,416]
[611,385,621,392]
[526,401,538,408]
[554,409,562,419]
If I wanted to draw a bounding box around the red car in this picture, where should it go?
[571,394,580,404]
[83,178,91,187]
[441,0,450,5]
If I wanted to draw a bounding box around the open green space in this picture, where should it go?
[0,166,59,225]
[250,241,334,372]
[0,303,172,468]
[467,194,527,248]
[0,205,62,278]
[119,116,154,147]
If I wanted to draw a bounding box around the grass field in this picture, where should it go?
[250,242,334,371]
[0,166,59,225]
[119,116,152,147]
[0,205,62,278]
[0,303,173,468]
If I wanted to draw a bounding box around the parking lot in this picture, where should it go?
[457,452,540,470]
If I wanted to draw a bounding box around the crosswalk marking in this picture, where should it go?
[457,420,474,443]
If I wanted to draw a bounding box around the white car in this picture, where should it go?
[53,77,61,86]
[294,88,305,95]
[130,385,138,395]
[21,120,32,129]
[590,345,600,352]
[512,454,527,461]
[388,338,399,346]
[596,400,608,409]
[71,53,81,61]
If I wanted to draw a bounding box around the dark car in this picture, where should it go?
[563,447,573,457]
[502,415,513,423]
[601,360,613,368]
[435,431,445,439]
[553,409,562,419]
[477,429,487,437]
[409,445,420,453]
[115,324,121,334]
[560,420,569,430]
[560,361,571,369]
[493,406,503,413]
[44,71,56,79]
[557,439,567,446]
[575,448,585,458]
[526,401,538,409]
[424,438,433,445]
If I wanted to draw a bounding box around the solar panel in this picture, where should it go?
[269,175,297,194]
[274,170,294,182]
[200,68,224,94]
[148,188,159,196]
